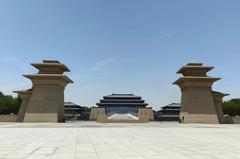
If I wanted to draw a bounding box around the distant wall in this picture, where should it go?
[224,116,233,124]
[90,107,152,123]
[232,117,240,124]
[147,108,154,121]
[224,116,240,124]
[0,115,17,122]
[89,108,105,120]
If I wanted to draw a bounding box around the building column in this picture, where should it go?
[14,90,31,122]
[212,91,229,124]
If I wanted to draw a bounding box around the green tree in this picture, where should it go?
[0,92,21,114]
[82,106,90,112]
[223,99,240,116]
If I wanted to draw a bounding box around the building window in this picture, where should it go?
[106,106,138,117]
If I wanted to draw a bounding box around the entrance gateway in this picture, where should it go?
[13,60,228,124]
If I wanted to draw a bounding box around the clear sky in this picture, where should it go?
[0,0,240,110]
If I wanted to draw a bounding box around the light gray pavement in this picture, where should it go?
[0,122,240,159]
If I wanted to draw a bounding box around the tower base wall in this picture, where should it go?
[89,108,105,120]
[24,113,58,123]
[16,92,31,122]
[24,83,65,123]
[90,108,152,123]
[180,86,219,124]
[180,112,219,124]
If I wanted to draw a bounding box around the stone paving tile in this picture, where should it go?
[0,122,240,159]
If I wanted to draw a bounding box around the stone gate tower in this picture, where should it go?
[173,63,228,124]
[15,60,73,122]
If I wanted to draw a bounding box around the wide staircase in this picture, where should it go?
[108,113,139,120]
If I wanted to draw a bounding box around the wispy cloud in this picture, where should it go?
[0,54,31,72]
[70,58,115,80]
[92,58,115,71]
[135,17,172,39]
[160,30,171,38]
[79,58,115,72]
[1,55,20,63]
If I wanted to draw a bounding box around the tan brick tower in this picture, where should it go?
[173,63,221,124]
[13,89,32,122]
[15,60,73,123]
[212,91,229,124]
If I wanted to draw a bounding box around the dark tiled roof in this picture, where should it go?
[100,99,145,103]
[97,94,148,107]
[163,103,181,108]
[64,102,82,108]
[103,94,141,99]
[97,103,148,106]
[159,103,181,111]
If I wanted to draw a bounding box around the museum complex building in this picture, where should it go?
[90,94,154,123]
[8,60,233,124]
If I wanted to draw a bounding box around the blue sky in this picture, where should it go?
[0,0,240,110]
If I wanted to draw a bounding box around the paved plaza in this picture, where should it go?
[0,122,239,159]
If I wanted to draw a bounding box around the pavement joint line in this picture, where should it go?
[0,122,240,159]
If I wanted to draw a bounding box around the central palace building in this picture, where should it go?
[90,94,154,123]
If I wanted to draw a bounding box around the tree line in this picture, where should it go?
[0,91,240,116]
[223,99,240,116]
[0,92,21,114]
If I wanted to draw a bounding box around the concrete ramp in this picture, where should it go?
[108,114,138,120]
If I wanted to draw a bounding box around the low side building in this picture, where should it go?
[64,102,82,121]
[156,103,180,121]
[64,102,90,121]
[90,94,154,123]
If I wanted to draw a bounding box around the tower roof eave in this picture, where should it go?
[176,66,214,74]
[31,63,70,72]
[23,74,74,84]
[13,89,32,94]
[212,91,230,97]
[173,76,221,85]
